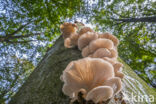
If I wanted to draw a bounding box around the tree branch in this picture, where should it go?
[111,16,156,23]
[0,33,40,43]
[9,33,40,39]
[7,21,32,36]
[6,40,37,44]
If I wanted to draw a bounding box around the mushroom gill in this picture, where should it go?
[60,22,124,104]
[102,57,124,79]
[61,57,122,103]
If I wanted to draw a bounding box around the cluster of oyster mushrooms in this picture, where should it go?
[60,22,124,104]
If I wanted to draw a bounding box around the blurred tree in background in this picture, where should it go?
[89,0,156,87]
[0,0,155,103]
[0,0,83,103]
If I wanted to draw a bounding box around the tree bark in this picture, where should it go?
[112,16,156,23]
[9,36,156,104]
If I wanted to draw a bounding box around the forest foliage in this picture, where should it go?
[0,0,155,103]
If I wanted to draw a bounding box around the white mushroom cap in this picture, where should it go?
[81,46,91,57]
[109,49,118,58]
[62,84,76,98]
[86,86,113,103]
[61,22,123,103]
[61,61,75,82]
[92,48,118,58]
[116,71,124,79]
[89,38,114,54]
[81,39,115,57]
[78,27,94,36]
[114,63,124,78]
[62,57,115,98]
[99,32,119,46]
[64,38,72,48]
[102,57,117,65]
[60,22,77,39]
[102,57,124,79]
[78,32,98,50]
[103,77,122,94]
[92,48,111,58]
[114,62,123,72]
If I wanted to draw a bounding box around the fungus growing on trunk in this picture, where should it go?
[78,32,98,50]
[60,22,78,48]
[85,86,113,103]
[60,22,124,104]
[81,38,114,57]
[78,27,94,36]
[60,22,95,48]
[89,38,114,53]
[61,58,122,103]
[98,32,119,46]
[91,48,118,59]
[103,57,124,79]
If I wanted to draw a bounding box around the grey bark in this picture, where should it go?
[9,36,156,104]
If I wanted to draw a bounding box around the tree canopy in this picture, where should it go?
[89,0,156,87]
[0,0,155,103]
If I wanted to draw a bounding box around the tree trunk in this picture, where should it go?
[112,16,156,22]
[9,36,156,104]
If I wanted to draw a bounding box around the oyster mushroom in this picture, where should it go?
[99,32,119,46]
[89,38,114,54]
[78,32,98,50]
[91,48,118,59]
[103,57,124,79]
[81,38,114,57]
[61,58,122,103]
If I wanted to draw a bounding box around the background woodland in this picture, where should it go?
[0,0,155,103]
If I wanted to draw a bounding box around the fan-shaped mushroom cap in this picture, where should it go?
[89,38,114,54]
[61,61,75,82]
[65,33,79,48]
[109,49,118,58]
[113,63,124,78]
[61,22,123,103]
[60,22,80,48]
[60,22,77,39]
[62,84,75,98]
[62,57,114,98]
[81,39,115,57]
[78,32,98,50]
[99,32,119,46]
[81,46,91,57]
[79,27,94,36]
[70,33,79,42]
[92,48,118,58]
[102,57,124,79]
[116,72,124,79]
[86,86,113,103]
[102,57,116,65]
[64,34,78,48]
[103,77,122,94]
[64,38,72,48]
[114,62,123,72]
